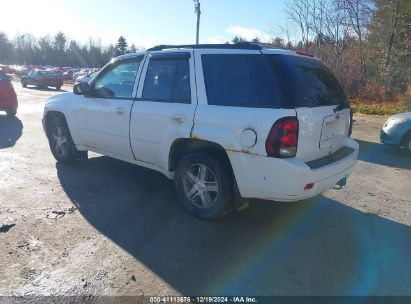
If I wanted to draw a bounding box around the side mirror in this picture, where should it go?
[73,82,90,95]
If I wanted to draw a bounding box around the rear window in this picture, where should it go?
[201,54,281,108]
[265,55,348,108]
[38,71,59,77]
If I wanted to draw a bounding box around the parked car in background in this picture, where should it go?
[380,112,411,154]
[0,72,18,116]
[62,69,78,80]
[73,69,91,81]
[12,65,28,76]
[42,44,359,219]
[0,65,16,74]
[21,70,63,90]
[75,71,97,84]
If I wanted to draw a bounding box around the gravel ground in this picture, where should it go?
[0,82,410,296]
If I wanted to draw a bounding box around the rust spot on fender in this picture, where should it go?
[225,146,252,154]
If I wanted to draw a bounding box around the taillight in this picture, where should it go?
[266,117,299,158]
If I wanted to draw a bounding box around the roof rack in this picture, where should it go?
[146,43,262,51]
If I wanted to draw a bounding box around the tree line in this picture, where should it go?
[0,32,140,69]
[281,0,410,100]
[0,0,409,101]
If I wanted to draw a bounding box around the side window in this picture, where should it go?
[142,58,191,103]
[201,54,280,108]
[92,58,142,98]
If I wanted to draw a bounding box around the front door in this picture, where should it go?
[76,56,144,159]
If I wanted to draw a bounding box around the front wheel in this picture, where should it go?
[21,80,27,88]
[403,134,411,154]
[174,153,234,219]
[48,117,87,163]
[55,86,61,90]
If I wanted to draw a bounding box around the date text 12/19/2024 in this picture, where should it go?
[149,296,258,303]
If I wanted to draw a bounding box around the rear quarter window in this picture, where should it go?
[265,55,348,108]
[201,54,281,108]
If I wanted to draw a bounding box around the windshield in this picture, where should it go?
[265,54,348,108]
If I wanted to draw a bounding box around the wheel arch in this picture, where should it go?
[44,110,67,136]
[169,138,232,173]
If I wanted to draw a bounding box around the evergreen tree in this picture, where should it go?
[115,36,128,55]
[0,32,14,64]
[129,43,137,53]
[231,36,248,44]
[53,31,67,67]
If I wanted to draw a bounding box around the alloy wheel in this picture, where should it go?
[51,126,68,157]
[182,163,219,209]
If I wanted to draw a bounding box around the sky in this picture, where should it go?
[0,0,292,48]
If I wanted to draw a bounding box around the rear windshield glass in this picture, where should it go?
[202,54,281,108]
[38,71,59,77]
[0,73,10,83]
[265,54,348,108]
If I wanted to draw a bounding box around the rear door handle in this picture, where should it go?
[116,107,125,115]
[170,114,185,123]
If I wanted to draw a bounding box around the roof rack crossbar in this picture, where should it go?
[147,43,262,51]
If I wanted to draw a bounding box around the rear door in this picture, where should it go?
[263,51,351,162]
[130,51,196,169]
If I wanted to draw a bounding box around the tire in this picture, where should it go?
[47,117,87,163]
[35,81,39,88]
[403,133,411,154]
[174,152,234,219]
[6,108,17,117]
[21,80,27,88]
[55,86,61,90]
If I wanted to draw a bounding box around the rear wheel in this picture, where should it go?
[403,133,411,154]
[21,80,27,88]
[175,153,234,219]
[55,86,61,90]
[6,108,17,117]
[48,117,87,163]
[35,80,39,88]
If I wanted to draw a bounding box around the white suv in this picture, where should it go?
[43,44,359,219]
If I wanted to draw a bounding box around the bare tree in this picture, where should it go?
[285,0,311,49]
[385,0,400,69]
[337,0,374,76]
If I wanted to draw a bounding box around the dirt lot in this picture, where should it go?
[1,82,410,296]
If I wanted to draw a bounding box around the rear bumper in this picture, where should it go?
[38,79,63,86]
[0,98,18,111]
[228,138,359,201]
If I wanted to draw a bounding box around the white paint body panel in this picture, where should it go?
[130,50,197,169]
[43,48,359,202]
[76,97,134,159]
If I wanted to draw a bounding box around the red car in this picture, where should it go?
[21,70,63,90]
[0,72,18,116]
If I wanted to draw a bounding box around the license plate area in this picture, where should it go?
[320,114,349,150]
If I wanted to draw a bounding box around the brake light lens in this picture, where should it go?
[266,117,299,158]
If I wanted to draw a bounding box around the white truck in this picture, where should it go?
[43,44,359,219]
